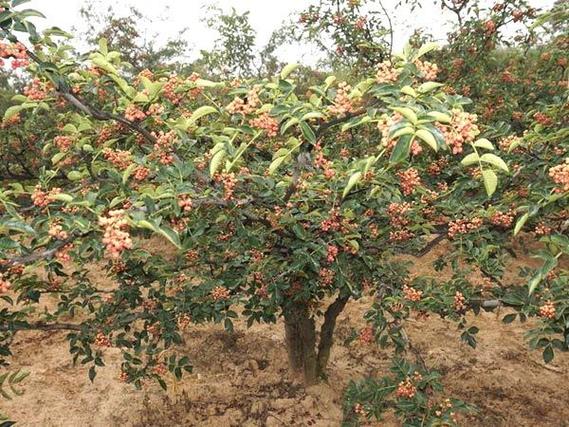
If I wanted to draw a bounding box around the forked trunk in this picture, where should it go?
[284,302,318,385]
[284,295,350,385]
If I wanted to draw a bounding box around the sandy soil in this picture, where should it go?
[2,239,568,427]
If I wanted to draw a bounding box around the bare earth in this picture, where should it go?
[2,239,568,426]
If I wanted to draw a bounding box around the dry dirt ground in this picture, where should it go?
[2,239,569,426]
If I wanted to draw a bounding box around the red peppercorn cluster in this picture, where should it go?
[539,301,556,319]
[178,195,193,213]
[396,377,418,399]
[0,274,11,293]
[549,160,569,193]
[24,78,50,101]
[55,243,74,263]
[397,168,422,196]
[436,109,480,155]
[249,112,279,137]
[0,41,29,69]
[453,291,466,312]
[534,222,552,236]
[226,86,260,115]
[214,172,237,200]
[98,210,133,259]
[54,135,74,152]
[414,60,439,80]
[319,268,335,287]
[320,208,342,232]
[211,286,230,301]
[358,325,374,345]
[375,61,401,84]
[31,185,62,208]
[489,209,514,228]
[102,148,133,170]
[328,82,355,117]
[326,244,339,263]
[94,332,111,347]
[447,217,483,238]
[133,166,149,181]
[403,285,423,302]
[124,104,146,122]
[48,222,69,240]
[533,112,553,126]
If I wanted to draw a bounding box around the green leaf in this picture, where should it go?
[482,169,498,196]
[513,212,529,236]
[3,105,24,120]
[389,134,413,163]
[400,86,417,97]
[280,63,299,80]
[299,121,316,143]
[418,82,444,93]
[209,150,225,177]
[543,346,554,363]
[51,193,74,203]
[391,107,417,125]
[342,171,362,198]
[461,152,479,166]
[189,106,218,124]
[416,42,438,59]
[157,226,181,249]
[415,129,437,151]
[88,366,96,382]
[480,153,509,172]
[427,111,451,124]
[391,126,414,139]
[341,115,371,132]
[301,112,325,121]
[473,138,495,150]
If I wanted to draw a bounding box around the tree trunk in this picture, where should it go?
[284,294,350,385]
[316,295,349,376]
[284,303,318,385]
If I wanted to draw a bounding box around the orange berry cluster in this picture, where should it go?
[328,82,355,117]
[98,210,133,259]
[103,148,133,170]
[397,168,422,196]
[31,185,62,208]
[447,217,483,238]
[226,86,260,115]
[319,268,335,287]
[0,41,29,69]
[436,109,480,155]
[375,61,401,84]
[54,135,74,152]
[0,274,11,293]
[211,286,230,301]
[249,112,279,137]
[414,60,439,80]
[124,104,146,121]
[403,285,423,302]
[549,160,569,193]
[539,301,556,319]
[48,222,69,240]
[94,332,111,347]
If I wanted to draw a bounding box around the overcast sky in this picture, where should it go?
[26,0,554,64]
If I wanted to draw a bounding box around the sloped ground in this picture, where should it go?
[3,238,569,426]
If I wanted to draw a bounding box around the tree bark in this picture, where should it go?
[284,303,318,385]
[316,295,349,375]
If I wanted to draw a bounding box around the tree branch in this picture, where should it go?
[317,294,350,374]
